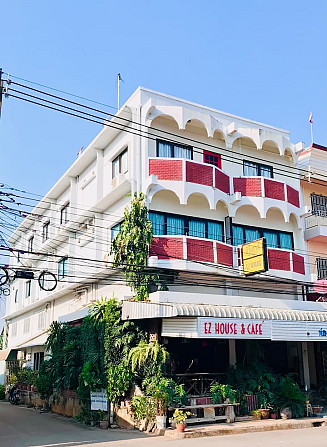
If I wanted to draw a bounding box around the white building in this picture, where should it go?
[3,87,327,388]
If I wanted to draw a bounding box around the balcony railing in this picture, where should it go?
[150,235,305,275]
[149,158,300,207]
[306,214,327,230]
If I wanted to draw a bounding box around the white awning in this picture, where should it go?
[122,301,327,322]
[58,306,89,323]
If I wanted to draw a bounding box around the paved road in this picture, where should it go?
[1,401,327,447]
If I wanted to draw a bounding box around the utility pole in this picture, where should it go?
[117,73,122,110]
[0,68,3,118]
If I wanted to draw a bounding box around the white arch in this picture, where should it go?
[261,139,282,156]
[264,206,288,222]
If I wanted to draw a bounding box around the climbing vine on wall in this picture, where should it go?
[110,192,154,301]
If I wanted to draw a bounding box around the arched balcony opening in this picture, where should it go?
[283,147,296,164]
[233,204,262,223]
[213,129,226,148]
[265,207,288,225]
[150,189,181,211]
[185,119,208,137]
[150,114,180,132]
[232,136,257,151]
[262,140,281,156]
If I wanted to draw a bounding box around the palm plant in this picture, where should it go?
[128,340,170,372]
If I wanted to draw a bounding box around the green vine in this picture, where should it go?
[110,192,154,301]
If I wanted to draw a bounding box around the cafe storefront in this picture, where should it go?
[122,295,327,390]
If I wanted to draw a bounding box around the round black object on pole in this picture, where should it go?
[0,267,9,286]
[38,271,57,291]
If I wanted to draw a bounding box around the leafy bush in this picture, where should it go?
[130,395,156,426]
[142,377,186,415]
[106,363,132,406]
[211,383,237,404]
[275,375,306,418]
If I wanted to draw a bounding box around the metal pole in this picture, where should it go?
[310,121,314,145]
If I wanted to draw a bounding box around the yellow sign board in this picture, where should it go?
[242,238,268,276]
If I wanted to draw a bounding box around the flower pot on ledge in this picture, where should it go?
[176,423,186,432]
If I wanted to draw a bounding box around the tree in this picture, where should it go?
[110,192,154,300]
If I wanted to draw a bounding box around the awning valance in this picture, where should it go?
[122,301,327,322]
[0,349,17,361]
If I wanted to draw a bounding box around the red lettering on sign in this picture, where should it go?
[234,323,237,334]
[208,322,212,334]
[215,323,219,334]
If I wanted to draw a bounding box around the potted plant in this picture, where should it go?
[173,409,191,432]
[252,409,262,420]
[275,376,306,419]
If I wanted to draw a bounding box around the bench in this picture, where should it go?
[169,403,239,424]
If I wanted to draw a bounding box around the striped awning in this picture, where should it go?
[122,300,327,322]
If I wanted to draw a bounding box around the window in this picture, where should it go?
[148,211,224,241]
[243,160,273,178]
[23,317,30,334]
[111,223,121,240]
[58,257,68,280]
[14,290,18,303]
[112,149,128,178]
[232,224,293,250]
[33,352,44,371]
[311,194,327,217]
[25,280,31,298]
[37,311,46,330]
[60,203,69,224]
[157,140,192,160]
[28,236,34,252]
[203,150,222,169]
[317,258,327,279]
[42,222,49,242]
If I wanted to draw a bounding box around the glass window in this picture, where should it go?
[33,352,44,371]
[279,232,293,250]
[245,228,260,243]
[42,222,49,242]
[28,236,34,252]
[60,203,69,224]
[166,216,184,235]
[263,230,278,248]
[204,151,222,169]
[112,149,128,178]
[317,258,327,279]
[111,223,121,240]
[243,160,273,178]
[58,257,68,280]
[232,225,244,245]
[26,280,31,298]
[149,212,165,235]
[157,140,192,159]
[208,222,223,241]
[189,220,206,238]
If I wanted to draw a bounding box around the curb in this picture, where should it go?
[164,418,326,439]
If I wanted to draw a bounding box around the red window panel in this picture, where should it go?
[203,150,222,169]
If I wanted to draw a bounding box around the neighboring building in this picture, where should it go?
[2,88,327,389]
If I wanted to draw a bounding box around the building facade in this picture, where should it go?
[3,88,327,388]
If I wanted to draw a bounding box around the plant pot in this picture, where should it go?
[280,407,292,419]
[252,412,261,420]
[270,413,277,419]
[99,420,109,429]
[156,415,166,429]
[176,423,186,432]
[312,406,323,414]
[259,409,270,419]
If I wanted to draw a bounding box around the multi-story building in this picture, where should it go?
[2,88,327,389]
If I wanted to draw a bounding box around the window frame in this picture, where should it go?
[28,236,34,252]
[231,223,294,250]
[42,221,50,242]
[203,150,222,169]
[60,203,69,225]
[148,210,224,242]
[311,193,327,217]
[317,258,327,279]
[25,280,31,298]
[112,149,128,179]
[58,256,68,280]
[156,139,193,160]
[243,160,273,178]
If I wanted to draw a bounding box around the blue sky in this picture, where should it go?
[0,1,326,322]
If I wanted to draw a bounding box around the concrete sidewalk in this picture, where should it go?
[165,417,326,439]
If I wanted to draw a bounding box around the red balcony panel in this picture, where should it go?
[216,242,233,266]
[292,253,305,274]
[187,238,214,263]
[186,161,213,186]
[264,179,285,201]
[215,170,230,194]
[287,185,300,208]
[233,178,262,197]
[268,249,291,271]
[149,159,183,181]
[150,237,184,260]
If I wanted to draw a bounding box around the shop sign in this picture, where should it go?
[198,317,271,339]
[90,389,108,411]
[242,238,268,276]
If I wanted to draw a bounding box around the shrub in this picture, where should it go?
[211,383,237,404]
[0,384,5,400]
